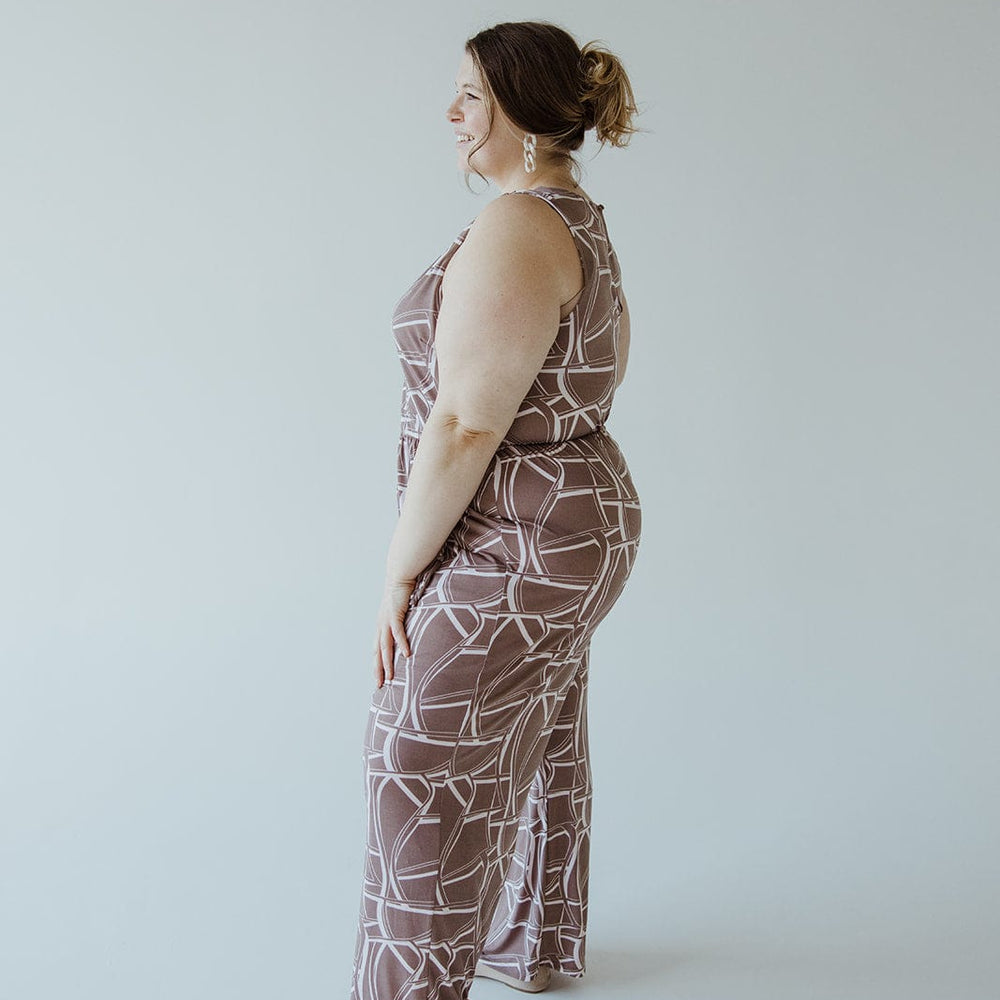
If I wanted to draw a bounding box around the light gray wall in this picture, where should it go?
[1,2,997,998]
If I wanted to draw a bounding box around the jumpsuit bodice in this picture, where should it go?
[390,185,641,591]
[391,186,626,450]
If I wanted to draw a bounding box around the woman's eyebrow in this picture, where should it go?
[454,80,481,90]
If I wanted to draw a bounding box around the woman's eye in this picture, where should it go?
[465,93,479,100]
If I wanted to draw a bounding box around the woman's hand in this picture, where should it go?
[373,576,416,688]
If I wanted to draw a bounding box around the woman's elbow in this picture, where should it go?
[435,409,505,448]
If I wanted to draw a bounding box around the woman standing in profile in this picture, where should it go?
[348,20,642,1000]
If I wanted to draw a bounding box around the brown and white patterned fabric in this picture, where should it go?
[348,187,642,1000]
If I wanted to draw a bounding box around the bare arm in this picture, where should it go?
[384,194,569,583]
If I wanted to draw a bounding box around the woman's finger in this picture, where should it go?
[380,630,394,684]
[373,580,415,688]
[393,620,411,659]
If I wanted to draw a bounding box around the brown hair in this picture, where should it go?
[463,21,641,189]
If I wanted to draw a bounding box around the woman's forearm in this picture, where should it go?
[385,408,502,582]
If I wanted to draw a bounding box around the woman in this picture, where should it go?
[348,20,642,1000]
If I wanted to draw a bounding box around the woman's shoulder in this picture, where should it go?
[468,189,564,234]
[450,195,553,265]
[443,192,580,296]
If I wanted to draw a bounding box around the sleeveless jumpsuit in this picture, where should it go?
[348,186,642,1000]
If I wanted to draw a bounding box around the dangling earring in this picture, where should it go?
[522,133,537,173]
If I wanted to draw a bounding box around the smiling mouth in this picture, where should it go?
[456,134,476,143]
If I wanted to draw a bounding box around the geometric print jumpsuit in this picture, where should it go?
[347,185,643,1000]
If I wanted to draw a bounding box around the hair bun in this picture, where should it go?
[578,41,639,148]
[580,45,617,88]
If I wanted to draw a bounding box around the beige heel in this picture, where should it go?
[474,961,552,993]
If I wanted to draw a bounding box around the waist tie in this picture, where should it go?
[497,425,608,450]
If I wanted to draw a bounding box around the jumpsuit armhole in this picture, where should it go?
[503,190,591,314]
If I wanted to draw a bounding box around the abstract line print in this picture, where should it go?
[348,187,641,1000]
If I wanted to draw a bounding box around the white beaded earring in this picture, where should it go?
[522,133,537,173]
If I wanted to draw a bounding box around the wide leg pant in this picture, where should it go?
[348,427,641,1000]
[346,557,596,1000]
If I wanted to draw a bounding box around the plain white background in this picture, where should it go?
[2,2,997,998]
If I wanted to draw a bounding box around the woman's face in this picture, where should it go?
[446,50,519,180]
